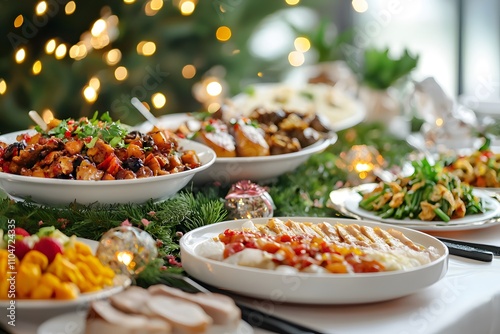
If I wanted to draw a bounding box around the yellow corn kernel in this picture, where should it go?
[16,263,42,298]
[54,282,79,300]
[74,241,93,256]
[75,262,101,286]
[325,262,348,274]
[101,277,114,287]
[30,284,54,299]
[22,250,49,271]
[64,247,78,262]
[0,279,9,299]
[39,273,61,290]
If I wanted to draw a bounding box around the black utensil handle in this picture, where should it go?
[237,302,324,334]
[437,237,500,256]
[442,241,494,262]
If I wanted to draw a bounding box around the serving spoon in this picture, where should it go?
[130,97,160,127]
[28,110,47,131]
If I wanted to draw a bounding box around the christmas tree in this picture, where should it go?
[0,0,331,134]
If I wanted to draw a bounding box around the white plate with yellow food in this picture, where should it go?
[0,236,130,310]
[0,118,216,205]
[134,109,337,186]
[180,217,448,304]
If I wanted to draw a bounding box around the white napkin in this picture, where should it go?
[413,77,478,150]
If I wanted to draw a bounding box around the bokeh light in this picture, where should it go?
[216,26,232,42]
[151,93,167,109]
[182,64,196,79]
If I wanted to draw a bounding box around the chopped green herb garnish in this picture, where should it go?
[38,111,129,148]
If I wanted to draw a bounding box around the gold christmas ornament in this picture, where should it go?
[224,180,275,219]
[96,226,158,277]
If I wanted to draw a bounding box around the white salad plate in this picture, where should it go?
[0,130,216,205]
[180,217,448,305]
[341,184,500,231]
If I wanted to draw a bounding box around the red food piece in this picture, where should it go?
[14,227,30,238]
[14,239,32,260]
[32,237,64,263]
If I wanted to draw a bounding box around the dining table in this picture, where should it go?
[2,122,500,334]
[6,221,499,334]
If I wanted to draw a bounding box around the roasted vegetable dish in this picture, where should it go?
[359,159,485,222]
[174,107,333,157]
[0,112,201,180]
[442,140,500,188]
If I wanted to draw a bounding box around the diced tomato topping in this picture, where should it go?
[223,242,245,258]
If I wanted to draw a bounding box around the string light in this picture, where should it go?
[83,86,98,103]
[207,102,220,113]
[151,93,166,109]
[294,37,311,52]
[288,51,305,67]
[42,109,54,123]
[151,0,163,10]
[206,81,222,97]
[182,64,196,79]
[145,2,159,16]
[216,26,231,42]
[114,66,128,81]
[35,1,48,16]
[70,43,88,60]
[0,79,6,95]
[137,41,156,56]
[123,0,136,3]
[65,1,76,15]
[15,48,26,63]
[286,0,300,5]
[257,72,263,77]
[14,15,24,28]
[179,0,196,15]
[55,44,67,59]
[352,0,368,13]
[91,19,107,37]
[104,49,122,65]
[45,39,56,54]
[142,42,156,56]
[89,77,101,91]
[32,60,42,75]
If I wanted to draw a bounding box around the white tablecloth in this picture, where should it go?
[252,224,500,334]
[6,225,500,334]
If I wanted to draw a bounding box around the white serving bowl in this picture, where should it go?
[193,133,337,186]
[0,131,216,206]
[135,114,337,186]
[180,217,449,305]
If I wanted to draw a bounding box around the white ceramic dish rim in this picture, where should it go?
[181,217,447,279]
[343,183,500,227]
[134,113,338,163]
[180,217,449,304]
[0,130,216,186]
[0,239,131,309]
[37,310,254,334]
[230,82,366,131]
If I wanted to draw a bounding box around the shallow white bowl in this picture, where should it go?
[231,82,366,131]
[193,132,337,186]
[0,131,216,206]
[135,115,337,186]
[180,217,449,305]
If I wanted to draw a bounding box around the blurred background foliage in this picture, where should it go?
[0,0,339,133]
